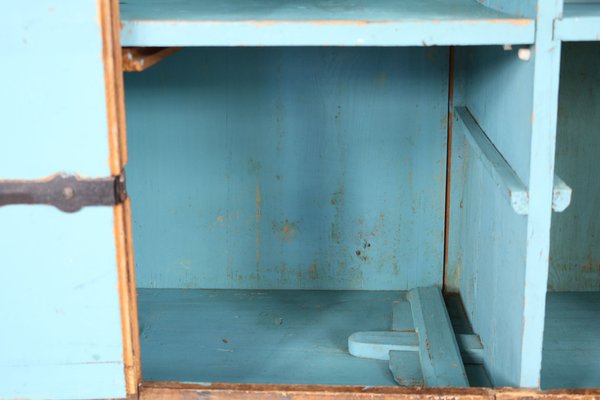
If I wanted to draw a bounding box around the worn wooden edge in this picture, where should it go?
[103,0,140,395]
[495,388,600,399]
[110,0,129,167]
[122,47,182,72]
[99,0,122,174]
[139,382,600,400]
[114,202,141,396]
[124,197,142,388]
[140,382,493,400]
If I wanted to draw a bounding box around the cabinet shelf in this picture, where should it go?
[119,0,534,47]
[555,3,600,42]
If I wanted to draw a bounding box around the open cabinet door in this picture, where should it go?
[0,1,140,398]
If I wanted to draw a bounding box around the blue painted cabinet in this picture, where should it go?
[1,0,599,398]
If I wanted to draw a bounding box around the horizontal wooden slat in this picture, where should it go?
[119,0,534,47]
[140,382,494,400]
[140,382,600,400]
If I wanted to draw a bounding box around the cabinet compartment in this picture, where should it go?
[123,44,545,389]
[126,47,451,386]
[544,42,600,389]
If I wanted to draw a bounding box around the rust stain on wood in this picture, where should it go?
[122,47,182,72]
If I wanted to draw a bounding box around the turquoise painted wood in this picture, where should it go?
[125,47,448,290]
[541,292,600,388]
[447,0,564,385]
[5,0,600,396]
[137,289,401,385]
[449,47,533,387]
[0,208,124,399]
[555,2,600,42]
[389,351,423,386]
[550,42,600,292]
[2,0,111,179]
[0,1,127,399]
[119,0,535,47]
[409,287,468,387]
[138,288,492,387]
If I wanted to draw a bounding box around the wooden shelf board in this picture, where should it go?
[555,3,600,42]
[137,288,491,387]
[119,0,534,46]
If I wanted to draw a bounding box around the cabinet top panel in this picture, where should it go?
[555,2,600,42]
[120,0,534,46]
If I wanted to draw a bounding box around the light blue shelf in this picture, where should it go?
[119,0,535,46]
[555,3,600,42]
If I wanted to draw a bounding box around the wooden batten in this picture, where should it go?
[122,47,182,72]
[140,383,600,400]
[140,382,494,400]
[101,0,141,396]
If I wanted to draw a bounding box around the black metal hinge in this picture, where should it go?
[0,173,127,213]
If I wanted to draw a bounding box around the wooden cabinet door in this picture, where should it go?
[0,1,139,398]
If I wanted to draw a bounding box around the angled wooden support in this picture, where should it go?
[456,106,572,215]
[122,47,181,72]
[348,288,479,387]
[408,287,469,387]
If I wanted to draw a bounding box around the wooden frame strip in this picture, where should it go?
[101,0,141,396]
[140,382,600,400]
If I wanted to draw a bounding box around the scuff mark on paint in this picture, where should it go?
[273,219,299,241]
[308,262,319,280]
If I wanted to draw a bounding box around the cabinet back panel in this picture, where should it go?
[550,42,600,292]
[125,47,448,290]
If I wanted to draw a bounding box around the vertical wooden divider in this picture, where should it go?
[101,0,141,396]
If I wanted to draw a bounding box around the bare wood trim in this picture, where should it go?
[99,0,122,174]
[140,382,493,400]
[122,47,182,72]
[101,0,140,395]
[495,388,600,399]
[124,197,142,387]
[114,203,139,396]
[110,0,129,167]
[140,382,600,400]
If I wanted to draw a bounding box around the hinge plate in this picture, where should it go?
[0,173,127,213]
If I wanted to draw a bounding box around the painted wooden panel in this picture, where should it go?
[449,112,529,387]
[119,0,535,47]
[1,0,111,179]
[137,289,401,385]
[455,46,534,185]
[475,0,537,18]
[555,2,600,42]
[125,47,448,290]
[449,0,563,383]
[0,207,125,399]
[541,292,600,388]
[448,47,533,387]
[549,43,600,292]
[0,1,127,398]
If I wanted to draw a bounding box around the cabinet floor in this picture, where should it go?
[137,289,489,387]
[542,291,600,389]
